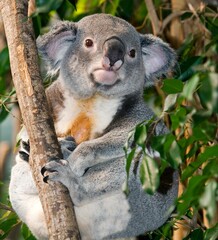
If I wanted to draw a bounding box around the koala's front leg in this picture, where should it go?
[66,130,127,177]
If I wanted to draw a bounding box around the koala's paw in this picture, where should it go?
[41,160,72,186]
[19,140,30,162]
[68,144,94,177]
[59,136,77,159]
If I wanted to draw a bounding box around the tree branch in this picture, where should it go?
[0,1,80,239]
[144,0,161,35]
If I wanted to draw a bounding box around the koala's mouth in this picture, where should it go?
[91,69,119,86]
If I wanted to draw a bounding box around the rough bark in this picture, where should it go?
[0,1,80,239]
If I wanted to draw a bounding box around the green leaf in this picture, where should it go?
[163,94,178,112]
[21,223,37,240]
[0,47,10,76]
[134,124,147,147]
[204,223,218,240]
[125,148,136,179]
[203,158,218,176]
[0,211,20,240]
[104,0,120,15]
[182,145,218,181]
[169,140,182,168]
[162,79,183,94]
[67,0,77,9]
[177,175,208,215]
[183,228,204,240]
[36,0,64,13]
[73,0,100,17]
[140,154,160,194]
[170,106,187,130]
[198,73,218,113]
[182,74,200,100]
[178,56,204,81]
[180,12,193,21]
[200,180,217,222]
[0,105,9,123]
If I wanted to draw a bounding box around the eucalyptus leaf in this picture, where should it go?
[177,175,208,215]
[204,223,218,240]
[36,0,64,13]
[182,74,200,100]
[183,228,204,240]
[168,140,182,168]
[21,223,37,240]
[140,154,160,195]
[162,79,183,94]
[198,73,218,113]
[178,56,204,81]
[134,124,147,147]
[182,145,218,181]
[199,180,217,222]
[163,94,178,112]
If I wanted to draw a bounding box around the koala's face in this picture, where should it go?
[37,14,176,99]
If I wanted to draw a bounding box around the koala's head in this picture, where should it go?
[37,14,176,99]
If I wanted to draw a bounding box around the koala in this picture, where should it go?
[9,14,178,240]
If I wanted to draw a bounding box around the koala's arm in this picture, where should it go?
[65,98,149,177]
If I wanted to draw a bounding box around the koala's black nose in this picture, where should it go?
[103,37,125,68]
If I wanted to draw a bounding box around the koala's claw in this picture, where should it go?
[19,150,29,162]
[19,140,30,162]
[43,175,49,183]
[41,160,71,185]
[21,140,30,152]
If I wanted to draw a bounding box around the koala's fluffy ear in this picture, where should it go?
[37,21,77,75]
[140,34,176,86]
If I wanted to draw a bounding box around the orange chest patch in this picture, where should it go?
[56,98,95,144]
[70,112,92,144]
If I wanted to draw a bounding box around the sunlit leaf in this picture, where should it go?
[140,154,159,194]
[170,106,187,130]
[163,94,178,112]
[125,148,136,178]
[182,74,200,100]
[169,140,182,168]
[199,180,217,222]
[134,124,147,147]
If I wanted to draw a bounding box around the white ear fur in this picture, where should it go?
[37,21,77,75]
[140,34,176,86]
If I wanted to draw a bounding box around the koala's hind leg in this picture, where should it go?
[9,145,48,240]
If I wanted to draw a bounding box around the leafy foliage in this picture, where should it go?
[0,0,218,239]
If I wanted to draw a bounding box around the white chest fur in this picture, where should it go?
[55,93,122,142]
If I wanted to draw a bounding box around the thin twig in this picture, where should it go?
[160,11,189,34]
[0,202,15,212]
[144,0,161,35]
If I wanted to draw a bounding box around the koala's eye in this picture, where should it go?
[85,39,94,48]
[129,49,136,58]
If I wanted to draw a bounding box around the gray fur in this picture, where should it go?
[9,14,178,240]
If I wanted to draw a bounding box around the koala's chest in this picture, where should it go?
[55,96,122,144]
